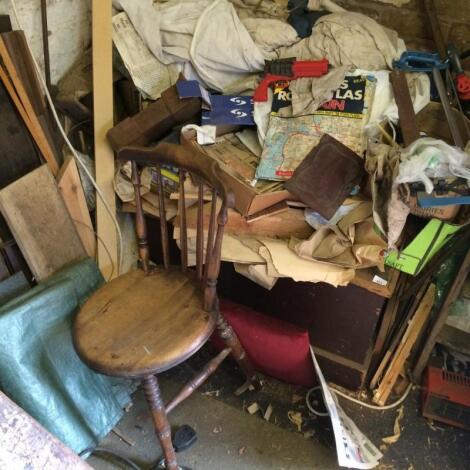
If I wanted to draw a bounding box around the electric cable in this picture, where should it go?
[72,219,115,281]
[9,0,124,275]
[305,386,329,416]
[79,447,141,470]
[306,383,413,414]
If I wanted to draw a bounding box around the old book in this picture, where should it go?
[285,134,365,219]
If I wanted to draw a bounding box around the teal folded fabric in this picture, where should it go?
[0,258,135,453]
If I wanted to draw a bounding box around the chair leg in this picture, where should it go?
[143,375,178,470]
[215,312,256,383]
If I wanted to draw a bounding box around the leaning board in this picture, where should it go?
[0,165,86,281]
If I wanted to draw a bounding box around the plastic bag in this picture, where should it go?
[395,137,470,193]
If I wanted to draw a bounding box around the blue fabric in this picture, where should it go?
[0,258,135,453]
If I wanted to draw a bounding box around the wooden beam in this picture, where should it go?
[57,157,96,258]
[92,0,118,279]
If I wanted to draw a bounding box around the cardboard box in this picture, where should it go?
[407,194,460,221]
[181,130,290,216]
[385,219,461,275]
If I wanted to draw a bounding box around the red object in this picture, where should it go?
[455,73,470,100]
[253,58,329,102]
[212,299,316,387]
[422,366,470,430]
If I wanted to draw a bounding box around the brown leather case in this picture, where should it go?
[284,134,365,219]
[107,82,201,152]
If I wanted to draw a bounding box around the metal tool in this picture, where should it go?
[424,0,469,147]
[393,51,446,72]
[394,51,465,148]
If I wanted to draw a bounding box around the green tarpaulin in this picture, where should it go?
[0,258,135,453]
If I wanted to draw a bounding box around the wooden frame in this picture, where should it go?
[92,0,118,279]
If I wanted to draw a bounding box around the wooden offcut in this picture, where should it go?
[0,165,86,281]
[92,0,118,279]
[57,157,96,258]
[373,283,436,405]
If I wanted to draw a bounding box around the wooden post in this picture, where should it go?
[92,0,118,279]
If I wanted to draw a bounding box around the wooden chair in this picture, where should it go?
[73,143,256,470]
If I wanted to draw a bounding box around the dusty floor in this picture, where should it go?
[88,344,470,470]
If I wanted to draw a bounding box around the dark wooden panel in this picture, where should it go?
[0,81,41,189]
[218,263,385,365]
[316,354,365,390]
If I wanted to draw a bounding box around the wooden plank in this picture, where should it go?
[57,157,96,258]
[0,391,91,469]
[246,201,289,223]
[412,249,470,381]
[176,203,312,240]
[367,275,405,388]
[312,345,368,373]
[389,70,420,146]
[374,283,436,405]
[0,37,58,176]
[92,0,118,279]
[0,165,86,281]
[2,32,47,114]
[2,31,60,158]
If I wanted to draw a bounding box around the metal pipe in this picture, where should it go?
[40,0,51,90]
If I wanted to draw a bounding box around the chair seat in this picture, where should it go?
[73,267,215,378]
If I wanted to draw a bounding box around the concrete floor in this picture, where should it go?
[89,379,337,470]
[87,345,470,470]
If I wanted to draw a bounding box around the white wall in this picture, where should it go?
[0,0,91,84]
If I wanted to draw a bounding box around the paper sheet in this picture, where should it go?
[112,12,178,99]
[260,238,355,286]
[310,347,383,469]
[234,263,277,290]
[173,228,265,265]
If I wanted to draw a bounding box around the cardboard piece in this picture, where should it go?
[291,200,387,270]
[259,238,355,286]
[406,194,460,221]
[201,95,255,126]
[176,80,254,125]
[181,130,290,216]
[173,228,265,265]
[385,219,461,275]
[234,263,277,290]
